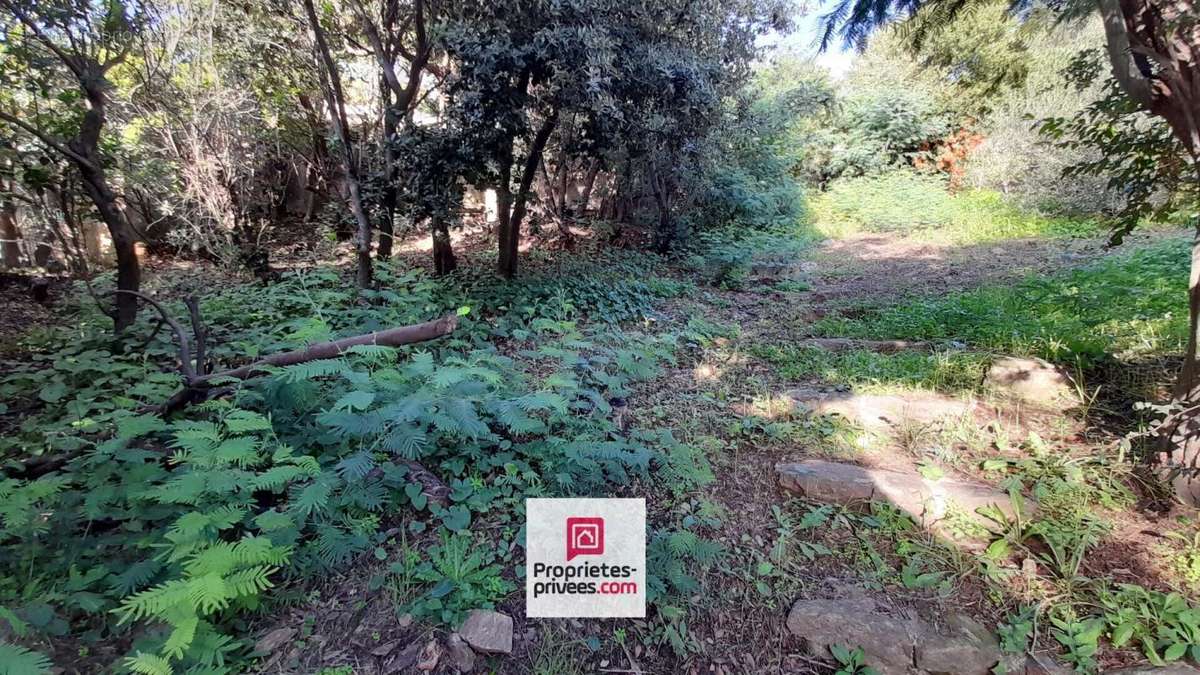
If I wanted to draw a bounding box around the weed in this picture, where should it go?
[830,643,880,675]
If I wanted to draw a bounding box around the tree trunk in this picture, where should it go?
[73,87,140,332]
[1165,221,1200,503]
[0,194,20,269]
[298,93,330,225]
[496,144,516,279]
[500,111,558,278]
[378,101,397,260]
[303,0,373,289]
[432,215,456,276]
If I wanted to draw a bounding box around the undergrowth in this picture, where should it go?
[0,255,723,673]
[813,237,1189,367]
[811,169,1100,244]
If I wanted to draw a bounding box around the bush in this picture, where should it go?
[811,169,1098,242]
[811,170,958,233]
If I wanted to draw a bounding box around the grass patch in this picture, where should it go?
[747,344,989,393]
[811,170,1100,244]
[812,237,1188,366]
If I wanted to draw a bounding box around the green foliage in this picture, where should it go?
[812,170,1098,242]
[0,251,722,671]
[1050,615,1104,671]
[1038,49,1197,237]
[0,642,52,675]
[1100,585,1200,665]
[390,533,513,625]
[830,643,879,675]
[748,343,987,393]
[814,237,1188,366]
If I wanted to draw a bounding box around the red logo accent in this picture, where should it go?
[566,517,604,561]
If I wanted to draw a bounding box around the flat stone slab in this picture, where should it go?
[787,596,1000,675]
[458,610,513,655]
[777,460,1027,541]
[787,389,976,433]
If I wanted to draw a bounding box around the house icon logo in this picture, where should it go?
[565,517,605,561]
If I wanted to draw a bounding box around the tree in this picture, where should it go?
[820,0,1200,496]
[0,0,144,331]
[346,0,440,261]
[301,0,375,289]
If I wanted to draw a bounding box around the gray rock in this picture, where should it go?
[459,609,513,655]
[786,597,920,675]
[776,460,1029,542]
[985,357,1080,407]
[916,614,1001,675]
[448,633,476,672]
[253,627,296,656]
[787,598,1005,675]
[383,642,422,673]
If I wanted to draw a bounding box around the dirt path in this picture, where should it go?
[635,226,1189,673]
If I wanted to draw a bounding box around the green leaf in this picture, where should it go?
[39,381,67,403]
[333,391,375,411]
[441,505,471,532]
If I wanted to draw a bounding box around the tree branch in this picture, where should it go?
[0,111,99,171]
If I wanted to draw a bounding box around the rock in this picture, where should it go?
[448,633,476,672]
[786,597,920,675]
[371,641,400,657]
[985,357,1080,407]
[1024,652,1073,675]
[788,598,1005,675]
[253,627,296,656]
[787,388,975,433]
[416,639,441,671]
[383,642,422,673]
[459,609,514,655]
[776,460,1029,541]
[915,614,1000,675]
[397,613,413,628]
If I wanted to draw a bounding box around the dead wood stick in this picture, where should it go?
[157,314,459,415]
[200,313,458,384]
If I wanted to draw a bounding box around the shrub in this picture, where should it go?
[811,169,1098,242]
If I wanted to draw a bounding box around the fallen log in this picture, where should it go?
[211,314,458,382]
[159,313,459,414]
[5,313,460,481]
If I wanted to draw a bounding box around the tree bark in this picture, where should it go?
[499,110,559,278]
[1102,0,1200,501]
[431,214,456,276]
[303,0,374,289]
[378,104,397,260]
[74,88,140,331]
[0,184,20,269]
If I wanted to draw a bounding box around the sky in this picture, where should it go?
[761,5,858,79]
